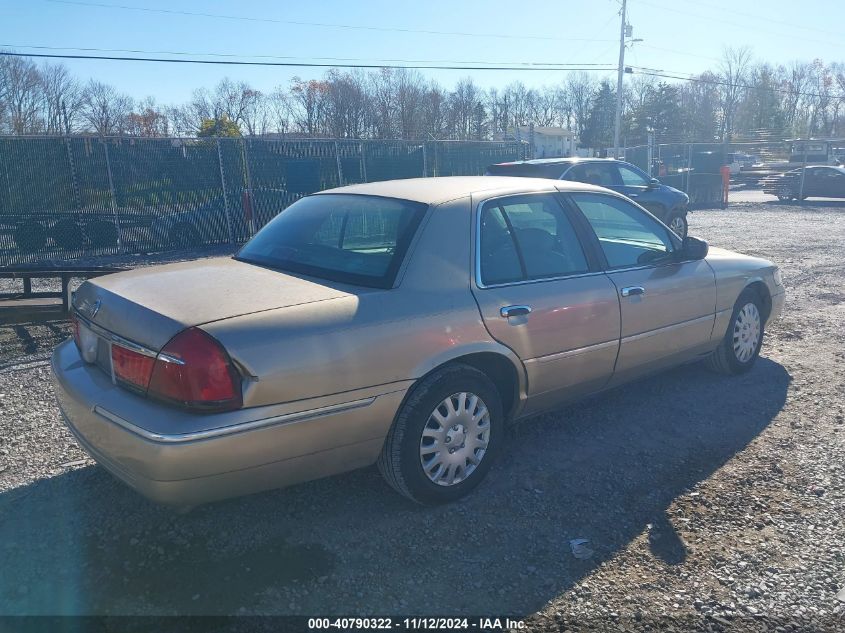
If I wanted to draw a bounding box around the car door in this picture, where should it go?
[471,192,621,414]
[615,162,657,208]
[565,191,716,386]
[799,167,820,197]
[815,168,845,198]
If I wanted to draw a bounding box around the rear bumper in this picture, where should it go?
[51,340,407,505]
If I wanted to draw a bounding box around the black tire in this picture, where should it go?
[13,221,47,253]
[706,288,765,375]
[169,222,201,248]
[50,219,84,250]
[377,364,504,504]
[85,220,119,248]
[666,212,688,238]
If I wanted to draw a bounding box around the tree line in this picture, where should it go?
[1,48,843,147]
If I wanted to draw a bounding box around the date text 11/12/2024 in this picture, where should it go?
[307,617,526,630]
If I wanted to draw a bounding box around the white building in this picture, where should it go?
[494,126,579,159]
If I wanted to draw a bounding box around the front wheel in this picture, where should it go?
[666,212,688,238]
[706,289,765,375]
[378,364,503,504]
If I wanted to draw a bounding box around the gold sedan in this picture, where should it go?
[52,177,785,506]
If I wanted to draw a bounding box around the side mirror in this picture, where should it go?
[678,236,708,260]
[647,177,660,189]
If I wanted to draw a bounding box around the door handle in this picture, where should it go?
[620,286,645,297]
[500,305,532,318]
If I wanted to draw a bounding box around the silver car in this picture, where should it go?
[52,177,785,506]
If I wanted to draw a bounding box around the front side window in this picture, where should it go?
[570,193,674,269]
[618,164,649,187]
[479,194,589,286]
[236,194,427,288]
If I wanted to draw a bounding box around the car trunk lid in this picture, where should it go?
[72,257,350,351]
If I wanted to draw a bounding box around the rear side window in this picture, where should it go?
[485,163,566,179]
[479,194,589,286]
[237,194,427,288]
[564,163,619,188]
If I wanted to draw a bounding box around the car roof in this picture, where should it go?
[497,157,622,166]
[317,176,605,205]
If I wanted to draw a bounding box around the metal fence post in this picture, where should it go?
[360,141,368,182]
[102,138,123,251]
[798,143,808,202]
[216,138,235,244]
[240,138,255,236]
[422,143,428,177]
[64,136,82,209]
[334,141,344,186]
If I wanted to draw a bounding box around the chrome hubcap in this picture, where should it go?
[733,302,761,363]
[419,392,490,486]
[669,216,685,236]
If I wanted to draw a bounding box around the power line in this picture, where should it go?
[44,0,618,43]
[628,67,835,100]
[675,0,843,37]
[636,0,842,47]
[0,44,617,68]
[0,50,617,72]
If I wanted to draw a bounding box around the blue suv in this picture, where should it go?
[486,158,690,237]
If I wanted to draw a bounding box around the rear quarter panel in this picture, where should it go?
[203,196,524,408]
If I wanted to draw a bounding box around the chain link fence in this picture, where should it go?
[622,140,792,206]
[0,136,529,266]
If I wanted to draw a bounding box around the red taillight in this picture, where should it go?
[147,328,242,412]
[111,344,156,392]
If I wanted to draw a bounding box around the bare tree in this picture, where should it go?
[394,68,425,139]
[563,72,598,140]
[266,85,292,135]
[80,80,132,135]
[289,76,328,136]
[41,62,81,134]
[0,54,43,134]
[717,46,752,140]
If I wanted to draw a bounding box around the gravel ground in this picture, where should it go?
[1,197,844,630]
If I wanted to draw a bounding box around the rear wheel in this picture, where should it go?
[776,185,795,201]
[378,364,503,504]
[706,289,764,375]
[13,221,47,253]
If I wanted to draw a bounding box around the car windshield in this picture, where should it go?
[236,194,428,288]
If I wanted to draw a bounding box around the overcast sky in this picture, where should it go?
[3,0,844,103]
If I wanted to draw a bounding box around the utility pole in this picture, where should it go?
[613,0,627,158]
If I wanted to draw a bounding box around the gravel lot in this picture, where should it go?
[1,196,844,630]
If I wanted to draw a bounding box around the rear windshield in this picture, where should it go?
[236,194,428,288]
[485,163,565,179]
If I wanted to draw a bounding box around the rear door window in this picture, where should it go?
[479,194,589,285]
[564,163,620,188]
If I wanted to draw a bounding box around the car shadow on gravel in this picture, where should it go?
[0,358,790,616]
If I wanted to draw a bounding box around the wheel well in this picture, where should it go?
[443,353,520,420]
[745,281,772,321]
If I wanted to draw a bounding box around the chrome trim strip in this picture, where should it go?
[156,353,186,366]
[92,396,377,444]
[73,309,159,359]
[533,339,618,364]
[621,314,714,343]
